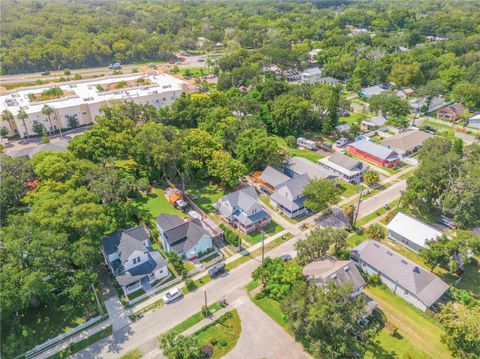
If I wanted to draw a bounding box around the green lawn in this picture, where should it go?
[11,294,100,357]
[179,67,210,77]
[120,349,143,359]
[242,221,284,245]
[134,186,184,218]
[127,288,146,301]
[274,136,324,162]
[339,112,369,126]
[186,181,226,215]
[200,252,220,263]
[355,198,400,228]
[167,303,223,335]
[347,231,369,247]
[52,326,113,359]
[194,310,241,359]
[337,181,360,198]
[364,285,450,359]
[251,295,290,333]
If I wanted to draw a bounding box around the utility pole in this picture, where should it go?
[204,290,208,316]
[261,231,265,265]
[353,184,364,227]
[91,283,104,316]
[397,190,405,209]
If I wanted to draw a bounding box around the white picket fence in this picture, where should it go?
[20,314,107,359]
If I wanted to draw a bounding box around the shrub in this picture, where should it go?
[285,135,296,148]
[367,274,382,286]
[365,224,386,241]
[219,339,227,347]
[202,345,213,358]
[185,279,196,292]
[210,338,217,346]
[220,224,240,247]
[384,210,397,224]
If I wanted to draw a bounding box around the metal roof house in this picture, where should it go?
[381,130,433,157]
[318,76,342,86]
[300,67,322,84]
[284,156,339,180]
[318,152,366,183]
[347,140,400,168]
[361,115,387,130]
[215,186,271,234]
[350,240,449,311]
[387,213,443,253]
[358,85,387,98]
[102,225,169,295]
[156,214,213,259]
[254,166,290,194]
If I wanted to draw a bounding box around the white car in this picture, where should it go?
[163,287,183,304]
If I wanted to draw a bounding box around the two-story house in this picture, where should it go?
[269,174,309,218]
[156,214,213,259]
[102,225,169,295]
[215,186,271,233]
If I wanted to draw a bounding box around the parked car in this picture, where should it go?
[336,137,350,147]
[321,141,333,150]
[208,263,226,278]
[41,71,50,76]
[148,63,156,68]
[198,59,205,62]
[113,62,121,70]
[279,254,293,261]
[163,287,183,304]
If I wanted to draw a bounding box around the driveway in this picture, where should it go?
[225,299,310,359]
[100,271,131,332]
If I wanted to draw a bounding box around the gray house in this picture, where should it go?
[350,240,449,311]
[156,214,213,259]
[270,174,309,218]
[257,166,290,193]
[216,186,271,233]
[300,67,322,84]
[284,156,338,180]
[318,152,366,183]
[102,225,169,295]
[387,212,443,253]
[381,130,433,157]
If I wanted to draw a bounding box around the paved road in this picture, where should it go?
[225,298,310,359]
[356,180,406,219]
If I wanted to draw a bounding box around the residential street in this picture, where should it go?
[356,180,406,219]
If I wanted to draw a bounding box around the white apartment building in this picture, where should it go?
[1,73,187,138]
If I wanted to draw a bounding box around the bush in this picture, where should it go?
[210,338,217,346]
[367,274,382,286]
[219,339,227,347]
[220,224,240,247]
[365,224,386,241]
[285,135,296,148]
[185,279,196,292]
[202,345,213,358]
[384,210,397,224]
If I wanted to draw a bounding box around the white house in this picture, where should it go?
[156,214,213,259]
[350,240,449,311]
[102,225,169,295]
[387,212,443,253]
[318,152,366,183]
[300,67,322,84]
[0,73,186,138]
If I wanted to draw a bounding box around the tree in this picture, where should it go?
[0,127,9,138]
[343,204,355,225]
[369,92,410,118]
[270,94,313,136]
[438,302,480,358]
[387,116,410,131]
[283,280,367,359]
[159,332,201,359]
[365,224,386,241]
[252,257,303,300]
[41,104,55,133]
[182,129,221,179]
[234,128,284,171]
[389,63,425,87]
[363,170,380,187]
[295,227,347,264]
[1,109,15,135]
[419,234,450,271]
[285,135,296,148]
[17,108,29,138]
[66,114,79,129]
[303,179,341,213]
[32,122,45,136]
[207,150,246,188]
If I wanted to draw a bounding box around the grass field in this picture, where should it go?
[186,181,226,215]
[120,349,143,359]
[242,221,284,245]
[194,310,241,359]
[167,303,223,335]
[274,136,325,162]
[337,181,360,198]
[134,186,184,218]
[364,285,450,359]
[339,112,369,126]
[251,295,290,332]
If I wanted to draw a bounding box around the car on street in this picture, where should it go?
[41,71,50,76]
[163,287,183,304]
[279,254,293,261]
[208,263,226,278]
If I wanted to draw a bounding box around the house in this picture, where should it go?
[284,156,338,180]
[300,67,322,84]
[437,103,465,122]
[358,85,387,98]
[387,213,443,253]
[426,96,449,113]
[8,140,68,159]
[270,174,309,218]
[335,124,351,134]
[308,48,322,62]
[296,137,317,150]
[318,152,366,183]
[468,113,480,128]
[381,129,433,157]
[215,186,271,233]
[317,76,342,86]
[350,240,449,311]
[102,225,169,295]
[348,140,400,167]
[254,166,290,194]
[156,214,213,259]
[360,115,387,130]
[303,257,377,316]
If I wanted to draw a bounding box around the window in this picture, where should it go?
[82,111,87,115]
[133,258,137,264]
[162,97,166,101]
[33,120,38,124]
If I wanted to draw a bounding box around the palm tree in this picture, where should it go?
[1,109,15,136]
[41,105,54,134]
[17,108,29,138]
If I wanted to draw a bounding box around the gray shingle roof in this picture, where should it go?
[158,215,210,253]
[218,186,258,214]
[381,130,433,153]
[102,225,150,263]
[116,251,168,286]
[270,174,309,211]
[302,67,322,76]
[360,85,387,97]
[318,77,341,86]
[350,240,449,307]
[349,140,399,161]
[303,259,366,292]
[260,166,290,188]
[285,156,338,180]
[156,214,184,232]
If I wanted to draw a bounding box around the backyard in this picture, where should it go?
[134,185,184,218]
[186,181,226,216]
[274,136,325,162]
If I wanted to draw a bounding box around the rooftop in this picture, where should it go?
[285,156,338,180]
[349,140,399,161]
[381,130,433,153]
[260,166,290,188]
[387,212,443,248]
